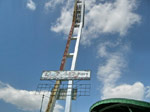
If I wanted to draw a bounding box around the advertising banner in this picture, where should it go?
[41,70,91,80]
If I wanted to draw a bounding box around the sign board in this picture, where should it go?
[40,70,91,80]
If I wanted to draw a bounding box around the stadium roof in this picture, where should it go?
[90,98,150,112]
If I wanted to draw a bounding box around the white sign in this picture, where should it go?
[40,70,91,80]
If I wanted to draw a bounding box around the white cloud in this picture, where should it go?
[97,43,149,100]
[44,0,65,10]
[101,82,145,100]
[50,0,141,45]
[97,42,127,85]
[81,0,141,45]
[51,7,73,35]
[50,0,74,35]
[26,0,36,11]
[0,81,63,112]
[96,39,150,101]
[54,103,64,112]
[97,54,125,86]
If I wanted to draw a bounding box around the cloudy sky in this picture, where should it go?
[0,0,150,112]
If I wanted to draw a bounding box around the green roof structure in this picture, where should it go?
[90,98,150,112]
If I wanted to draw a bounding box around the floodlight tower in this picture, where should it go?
[39,0,87,112]
[65,0,85,112]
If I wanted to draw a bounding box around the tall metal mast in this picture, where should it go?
[65,0,85,112]
[42,0,85,112]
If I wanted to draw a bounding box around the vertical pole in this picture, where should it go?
[40,95,44,112]
[45,23,75,112]
[45,1,78,112]
[45,81,61,112]
[128,107,133,112]
[65,1,84,112]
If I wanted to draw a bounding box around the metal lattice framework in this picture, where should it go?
[36,83,91,98]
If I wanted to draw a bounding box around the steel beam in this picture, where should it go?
[45,0,78,112]
[65,0,84,112]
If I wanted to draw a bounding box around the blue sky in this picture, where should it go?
[0,0,150,112]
